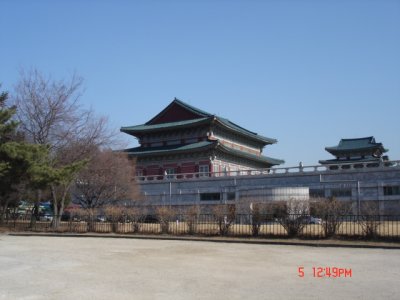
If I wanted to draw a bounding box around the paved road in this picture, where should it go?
[0,235,399,300]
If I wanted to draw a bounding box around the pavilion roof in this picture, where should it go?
[325,137,388,155]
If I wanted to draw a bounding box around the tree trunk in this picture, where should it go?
[51,185,59,229]
[30,190,42,228]
[0,199,10,225]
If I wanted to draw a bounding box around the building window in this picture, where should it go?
[151,142,163,147]
[309,189,325,198]
[227,192,236,201]
[167,140,181,146]
[199,165,209,177]
[331,189,352,198]
[383,186,400,196]
[200,193,221,201]
[165,168,175,179]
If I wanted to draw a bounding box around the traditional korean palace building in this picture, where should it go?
[319,137,389,167]
[121,98,284,178]
[121,100,400,214]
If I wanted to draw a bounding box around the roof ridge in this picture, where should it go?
[340,136,374,141]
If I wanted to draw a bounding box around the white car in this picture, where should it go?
[39,214,53,222]
[309,216,322,224]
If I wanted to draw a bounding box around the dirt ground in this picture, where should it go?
[0,234,399,299]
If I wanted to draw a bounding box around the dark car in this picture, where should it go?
[141,215,159,223]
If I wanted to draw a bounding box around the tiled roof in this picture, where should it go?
[215,117,277,144]
[125,140,283,166]
[163,98,212,120]
[124,141,215,156]
[319,157,380,165]
[121,99,277,144]
[217,143,284,166]
[325,137,388,154]
[121,117,210,134]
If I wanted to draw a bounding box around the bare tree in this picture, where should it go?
[212,204,236,236]
[312,197,351,238]
[12,68,117,227]
[125,206,146,232]
[13,69,114,151]
[275,199,309,237]
[358,201,381,239]
[155,206,175,234]
[183,205,200,235]
[72,150,140,209]
[104,206,124,233]
[249,202,269,236]
[235,199,274,236]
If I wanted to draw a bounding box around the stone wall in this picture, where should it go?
[137,163,400,214]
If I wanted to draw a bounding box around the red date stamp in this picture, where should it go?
[298,266,352,278]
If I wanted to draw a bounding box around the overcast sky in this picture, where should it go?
[1,0,399,167]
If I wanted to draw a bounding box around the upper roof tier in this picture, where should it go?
[121,98,277,145]
[325,137,388,156]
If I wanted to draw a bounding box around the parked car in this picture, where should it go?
[96,215,107,222]
[141,215,159,223]
[39,213,53,222]
[299,216,322,225]
[308,216,322,224]
[62,203,82,221]
[38,206,53,222]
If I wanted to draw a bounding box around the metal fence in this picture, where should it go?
[2,213,400,240]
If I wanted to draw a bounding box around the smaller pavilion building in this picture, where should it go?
[121,98,284,178]
[319,136,389,167]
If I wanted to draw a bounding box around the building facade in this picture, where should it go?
[121,98,284,178]
[137,160,400,214]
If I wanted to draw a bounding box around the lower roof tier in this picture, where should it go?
[319,157,381,165]
[124,140,284,167]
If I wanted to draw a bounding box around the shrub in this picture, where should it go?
[313,197,351,238]
[275,200,309,237]
[358,202,381,239]
[104,206,124,232]
[212,204,236,236]
[155,206,175,234]
[184,205,200,235]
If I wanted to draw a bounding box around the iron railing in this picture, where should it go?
[136,160,400,182]
[2,213,400,240]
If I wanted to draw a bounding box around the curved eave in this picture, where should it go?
[319,157,380,165]
[213,117,277,145]
[325,145,388,156]
[217,142,284,166]
[120,117,212,137]
[124,141,217,158]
